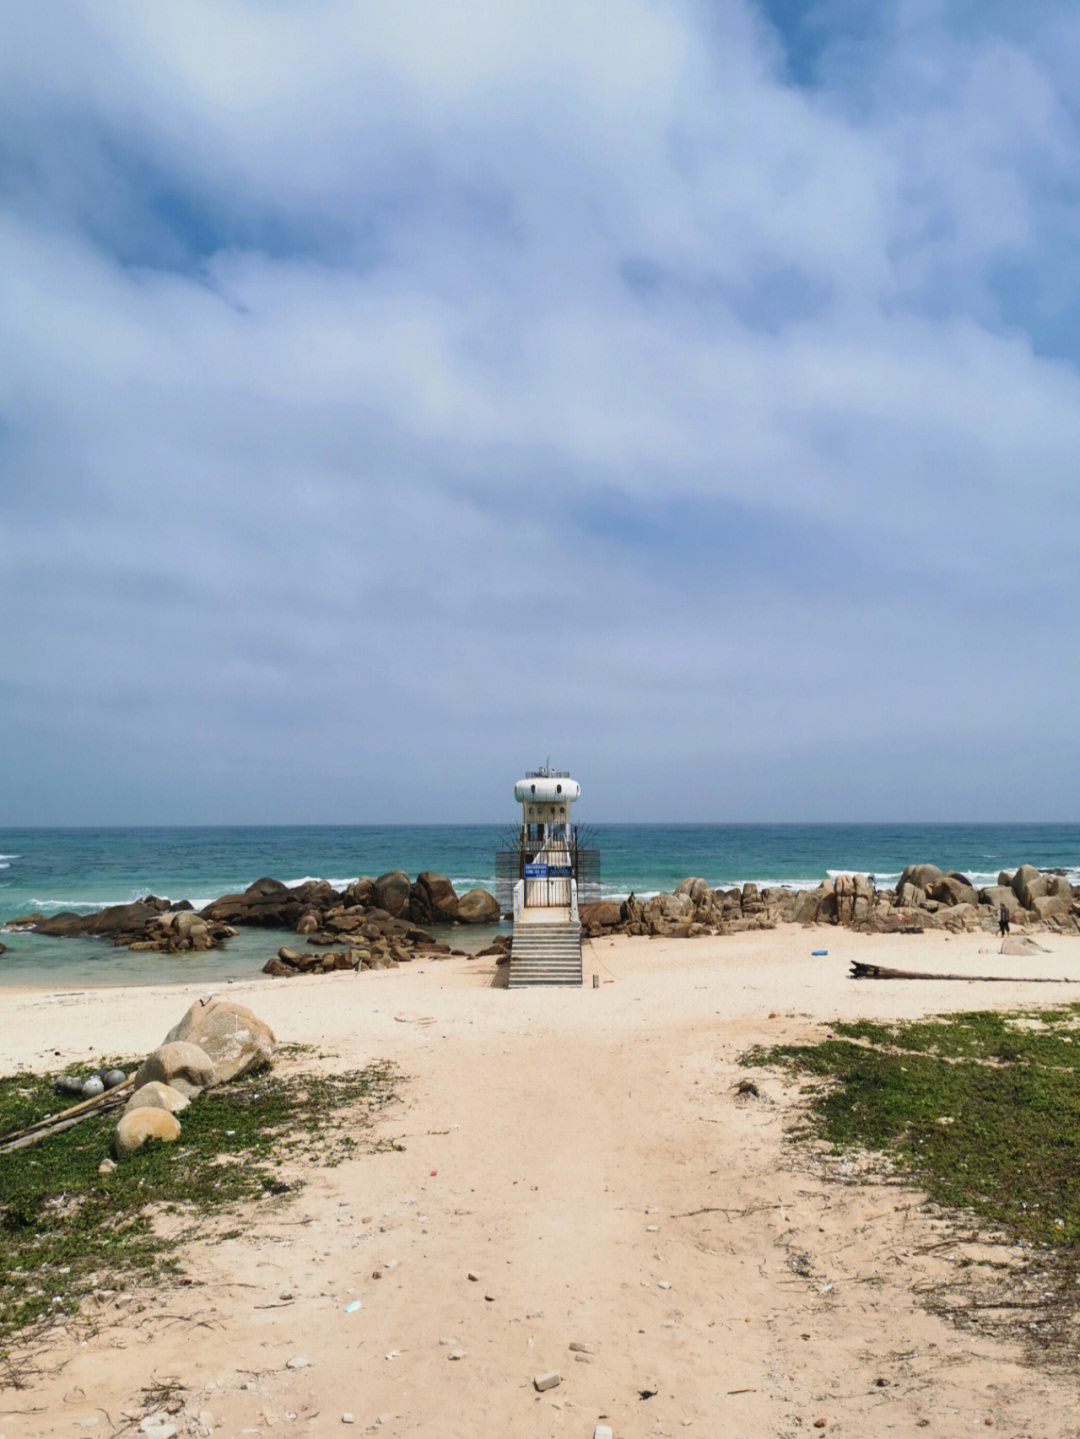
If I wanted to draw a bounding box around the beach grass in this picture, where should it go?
[745,1004,1080,1250]
[0,1052,398,1343]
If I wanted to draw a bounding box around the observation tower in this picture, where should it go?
[495,767,599,987]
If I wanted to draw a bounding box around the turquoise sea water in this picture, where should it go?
[2,823,1078,988]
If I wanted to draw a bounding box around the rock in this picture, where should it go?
[123,1081,190,1116]
[1012,864,1047,909]
[133,1041,214,1098]
[296,912,320,934]
[114,1108,182,1158]
[926,873,977,908]
[897,863,946,893]
[978,885,1021,914]
[98,1157,116,1175]
[286,1356,311,1369]
[411,872,460,925]
[278,946,303,963]
[532,1371,561,1392]
[162,998,275,1085]
[579,901,622,929]
[103,1068,128,1089]
[1032,893,1071,921]
[569,1341,597,1354]
[936,902,980,932]
[81,1075,105,1098]
[263,957,292,977]
[456,888,500,924]
[674,876,710,905]
[56,1074,86,1097]
[374,871,412,918]
[344,876,376,907]
[138,1417,179,1439]
[1047,874,1074,898]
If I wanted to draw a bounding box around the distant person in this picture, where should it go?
[620,891,636,924]
[999,904,1010,939]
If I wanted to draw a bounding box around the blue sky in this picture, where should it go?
[3,0,1080,824]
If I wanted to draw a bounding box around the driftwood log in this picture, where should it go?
[850,961,1077,984]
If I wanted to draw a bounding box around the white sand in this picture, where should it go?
[5,924,1080,1437]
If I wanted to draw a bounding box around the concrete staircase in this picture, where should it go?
[507,920,583,987]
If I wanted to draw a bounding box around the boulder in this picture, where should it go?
[296,912,320,934]
[374,871,412,918]
[1047,875,1074,898]
[579,901,622,929]
[936,902,980,932]
[114,1108,182,1158]
[978,885,1021,915]
[412,872,460,924]
[1032,893,1072,922]
[674,877,710,906]
[790,890,822,925]
[162,999,276,1085]
[133,1041,214,1098]
[1012,864,1047,909]
[345,877,377,907]
[926,873,978,909]
[123,1081,190,1116]
[896,864,945,893]
[263,956,292,977]
[455,888,501,924]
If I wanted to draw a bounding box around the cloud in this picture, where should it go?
[3,0,1080,823]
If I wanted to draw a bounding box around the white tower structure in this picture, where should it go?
[504,767,586,987]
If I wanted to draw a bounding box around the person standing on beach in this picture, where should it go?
[999,904,1010,939]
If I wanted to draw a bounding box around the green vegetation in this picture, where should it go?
[745,1004,1080,1250]
[744,1004,1080,1364]
[0,1053,398,1341]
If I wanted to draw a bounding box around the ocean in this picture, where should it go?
[2,823,1078,988]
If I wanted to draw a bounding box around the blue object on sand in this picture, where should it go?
[811,949,828,956]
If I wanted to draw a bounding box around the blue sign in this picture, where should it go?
[548,866,572,878]
[524,863,548,878]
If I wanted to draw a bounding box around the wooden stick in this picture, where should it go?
[0,1074,136,1150]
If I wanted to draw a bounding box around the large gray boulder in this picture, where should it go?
[411,872,460,924]
[374,870,412,918]
[1011,864,1047,909]
[162,998,276,1086]
[897,863,946,893]
[133,1041,214,1098]
[455,888,501,924]
[925,873,978,908]
[979,885,1021,914]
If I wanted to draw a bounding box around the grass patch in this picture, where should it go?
[0,1053,398,1344]
[745,1004,1080,1247]
[745,1002,1080,1364]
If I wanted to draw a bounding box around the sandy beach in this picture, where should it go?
[5,924,1080,1438]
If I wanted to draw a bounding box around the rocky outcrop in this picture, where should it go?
[13,868,502,962]
[579,863,1078,942]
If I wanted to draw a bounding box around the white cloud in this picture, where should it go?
[3,0,1080,821]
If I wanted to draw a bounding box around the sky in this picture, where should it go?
[3,0,1080,825]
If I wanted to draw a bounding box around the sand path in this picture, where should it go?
[4,926,1080,1437]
